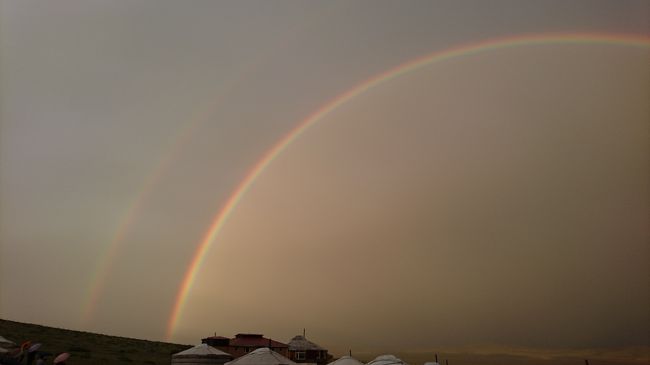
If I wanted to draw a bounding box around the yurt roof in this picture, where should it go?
[230,335,288,348]
[225,347,296,365]
[327,355,364,365]
[0,336,14,346]
[288,335,325,351]
[365,355,408,365]
[173,344,233,359]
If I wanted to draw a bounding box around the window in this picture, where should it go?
[296,352,306,360]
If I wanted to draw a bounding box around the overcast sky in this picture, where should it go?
[1,0,648,358]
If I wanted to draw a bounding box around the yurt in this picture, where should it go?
[172,344,233,365]
[225,347,296,365]
[365,355,408,365]
[0,336,14,349]
[0,335,15,355]
[327,355,364,365]
[287,335,328,363]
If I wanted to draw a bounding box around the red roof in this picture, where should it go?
[230,334,288,348]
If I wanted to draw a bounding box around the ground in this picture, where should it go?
[0,319,191,365]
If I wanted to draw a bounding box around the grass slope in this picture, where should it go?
[0,319,191,365]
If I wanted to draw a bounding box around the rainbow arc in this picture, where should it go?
[125,32,647,341]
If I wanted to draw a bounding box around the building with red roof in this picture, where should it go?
[202,333,289,359]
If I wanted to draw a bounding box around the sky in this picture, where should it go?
[0,0,648,361]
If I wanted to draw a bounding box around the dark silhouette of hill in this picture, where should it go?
[0,318,191,365]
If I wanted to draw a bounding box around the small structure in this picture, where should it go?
[365,355,408,365]
[203,336,231,348]
[0,336,15,349]
[0,336,15,355]
[423,353,441,365]
[287,335,329,365]
[326,355,364,365]
[172,344,233,365]
[225,347,296,365]
[203,334,289,359]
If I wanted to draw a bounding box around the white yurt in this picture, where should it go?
[0,335,15,354]
[365,355,408,365]
[225,347,296,365]
[0,336,14,348]
[327,355,364,365]
[172,344,233,365]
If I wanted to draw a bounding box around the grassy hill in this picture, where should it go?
[0,319,191,365]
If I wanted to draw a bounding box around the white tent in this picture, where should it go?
[288,336,325,351]
[327,355,364,365]
[365,355,409,365]
[225,347,296,365]
[0,336,15,348]
[172,344,233,365]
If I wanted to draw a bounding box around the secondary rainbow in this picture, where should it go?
[81,120,200,325]
[80,55,269,325]
[165,32,650,340]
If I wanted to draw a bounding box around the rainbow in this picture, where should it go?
[165,32,650,340]
[80,51,275,326]
[81,120,200,325]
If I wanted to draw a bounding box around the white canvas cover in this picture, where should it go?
[327,355,364,365]
[225,347,296,365]
[172,344,233,365]
[288,335,324,351]
[365,355,409,365]
[0,336,14,347]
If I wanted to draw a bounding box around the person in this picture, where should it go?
[0,353,21,365]
[12,349,24,363]
[15,341,31,363]
[26,350,36,365]
[52,353,69,365]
